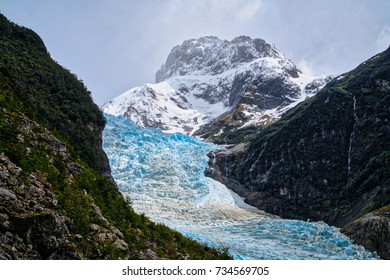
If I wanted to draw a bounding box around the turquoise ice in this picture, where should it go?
[103,114,377,260]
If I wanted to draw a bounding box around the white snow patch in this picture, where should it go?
[102,40,329,136]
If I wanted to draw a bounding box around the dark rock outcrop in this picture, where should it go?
[207,47,390,258]
[341,206,390,259]
[0,112,131,259]
[0,152,80,259]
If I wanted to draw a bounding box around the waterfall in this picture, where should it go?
[347,93,358,176]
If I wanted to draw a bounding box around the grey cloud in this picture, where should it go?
[1,0,389,105]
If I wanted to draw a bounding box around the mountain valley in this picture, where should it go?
[0,10,388,260]
[103,36,389,258]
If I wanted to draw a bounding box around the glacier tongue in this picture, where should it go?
[103,114,377,260]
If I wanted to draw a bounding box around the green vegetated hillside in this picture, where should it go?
[208,48,390,258]
[0,13,230,260]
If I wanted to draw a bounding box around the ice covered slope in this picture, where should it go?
[102,36,330,136]
[103,114,377,260]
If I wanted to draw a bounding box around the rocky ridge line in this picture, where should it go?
[102,36,330,139]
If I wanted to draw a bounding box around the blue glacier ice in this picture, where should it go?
[103,114,378,260]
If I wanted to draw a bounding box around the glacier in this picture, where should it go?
[102,114,377,260]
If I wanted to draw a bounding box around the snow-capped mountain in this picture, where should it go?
[102,36,330,137]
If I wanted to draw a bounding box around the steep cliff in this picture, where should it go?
[207,47,390,258]
[0,13,229,260]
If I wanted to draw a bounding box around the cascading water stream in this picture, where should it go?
[347,93,359,176]
[103,114,377,260]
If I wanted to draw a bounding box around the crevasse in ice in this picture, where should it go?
[102,114,377,260]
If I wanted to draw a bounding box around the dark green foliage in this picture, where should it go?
[57,166,230,259]
[0,13,106,173]
[215,125,259,144]
[214,47,390,226]
[244,86,353,195]
[339,151,390,218]
[0,13,230,259]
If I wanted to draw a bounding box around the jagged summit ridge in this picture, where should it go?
[102,36,329,137]
[155,36,296,82]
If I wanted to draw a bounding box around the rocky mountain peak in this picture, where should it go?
[104,35,328,137]
[155,35,293,83]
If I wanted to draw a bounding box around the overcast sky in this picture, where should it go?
[1,0,389,105]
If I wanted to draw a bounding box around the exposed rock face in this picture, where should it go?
[155,36,297,82]
[0,152,79,259]
[0,113,129,259]
[103,36,329,138]
[341,206,390,259]
[206,48,390,258]
[205,143,249,196]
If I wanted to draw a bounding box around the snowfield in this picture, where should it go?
[102,36,330,136]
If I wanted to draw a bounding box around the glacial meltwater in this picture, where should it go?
[102,114,377,259]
